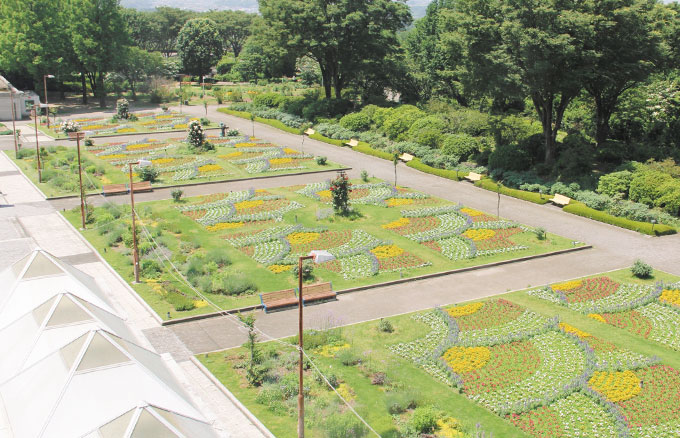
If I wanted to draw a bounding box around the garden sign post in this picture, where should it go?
[298,254,314,438]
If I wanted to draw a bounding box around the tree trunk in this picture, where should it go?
[130,81,137,100]
[81,72,88,104]
[319,64,332,99]
[595,98,612,148]
[97,72,106,108]
[233,44,241,58]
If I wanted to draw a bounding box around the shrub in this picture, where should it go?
[409,406,440,434]
[385,390,421,414]
[315,372,339,388]
[573,190,612,211]
[316,156,328,165]
[140,259,162,278]
[330,171,351,215]
[655,180,680,215]
[550,182,580,198]
[448,108,491,136]
[563,202,676,236]
[631,259,653,278]
[186,120,206,150]
[339,112,372,132]
[206,248,231,267]
[292,261,314,281]
[406,158,463,181]
[488,143,532,172]
[84,138,94,146]
[629,170,672,207]
[139,166,159,182]
[200,117,210,126]
[534,227,546,240]
[253,92,284,108]
[406,115,448,147]
[556,133,594,177]
[171,189,183,202]
[16,149,35,159]
[378,318,394,333]
[336,349,360,366]
[598,171,633,198]
[214,274,256,295]
[380,105,425,140]
[360,170,369,182]
[165,291,196,311]
[324,413,368,438]
[442,133,482,161]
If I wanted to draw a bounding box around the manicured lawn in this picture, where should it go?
[201,268,680,438]
[64,179,577,320]
[9,134,343,198]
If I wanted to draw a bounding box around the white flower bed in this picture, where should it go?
[456,310,555,346]
[405,213,469,242]
[329,230,384,258]
[251,238,290,264]
[339,253,377,279]
[437,236,474,260]
[548,392,621,438]
[638,303,680,350]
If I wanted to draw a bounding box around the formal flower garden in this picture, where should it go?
[199,268,680,438]
[9,134,342,197]
[64,178,575,319]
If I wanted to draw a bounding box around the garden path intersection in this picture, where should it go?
[5,103,680,357]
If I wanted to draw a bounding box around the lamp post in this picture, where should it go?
[128,159,152,283]
[302,128,315,153]
[43,74,54,129]
[31,108,42,183]
[297,254,314,438]
[179,77,183,113]
[9,85,18,157]
[75,131,86,229]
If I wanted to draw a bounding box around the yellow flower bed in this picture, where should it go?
[462,228,496,241]
[552,280,583,291]
[588,313,607,323]
[559,322,591,338]
[220,151,243,159]
[268,264,293,274]
[283,148,299,154]
[117,128,137,133]
[317,190,331,198]
[101,176,112,184]
[371,245,404,259]
[206,222,244,232]
[82,124,110,130]
[442,346,491,373]
[386,198,414,207]
[589,370,641,402]
[287,232,320,245]
[173,124,187,129]
[446,302,484,317]
[102,154,127,160]
[235,142,258,148]
[336,383,355,402]
[195,300,209,308]
[152,158,175,165]
[155,114,176,119]
[269,157,293,165]
[126,143,154,150]
[436,417,464,438]
[198,164,222,173]
[315,343,350,358]
[382,217,411,229]
[460,207,484,217]
[660,289,680,307]
[234,199,264,210]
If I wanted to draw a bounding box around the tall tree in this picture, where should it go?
[208,10,256,58]
[0,0,73,100]
[176,18,223,84]
[68,0,130,108]
[458,0,596,164]
[582,0,660,147]
[115,47,164,99]
[156,7,195,57]
[259,0,412,99]
[122,8,162,52]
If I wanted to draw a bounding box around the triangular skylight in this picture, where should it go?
[131,408,180,438]
[76,332,130,372]
[23,251,64,279]
[98,408,136,438]
[46,295,92,327]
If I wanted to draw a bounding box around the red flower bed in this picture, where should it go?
[289,230,352,255]
[451,299,525,331]
[473,228,523,251]
[617,365,680,429]
[376,252,428,271]
[389,217,439,236]
[182,209,207,220]
[558,277,620,303]
[600,310,653,339]
[421,240,442,253]
[318,259,342,273]
[508,404,564,437]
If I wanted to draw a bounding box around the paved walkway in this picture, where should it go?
[0,151,268,438]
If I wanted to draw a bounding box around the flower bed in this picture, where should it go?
[591,303,680,350]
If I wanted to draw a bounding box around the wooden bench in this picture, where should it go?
[102,184,128,196]
[131,181,153,193]
[549,193,571,207]
[260,288,298,313]
[398,153,414,162]
[304,128,316,136]
[301,282,336,305]
[344,139,359,147]
[464,172,483,183]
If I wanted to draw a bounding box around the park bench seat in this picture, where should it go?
[549,193,571,207]
[260,288,298,312]
[464,172,483,182]
[131,181,153,193]
[102,184,128,196]
[399,153,414,162]
[301,282,336,305]
[344,139,359,147]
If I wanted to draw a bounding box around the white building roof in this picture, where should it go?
[0,330,216,438]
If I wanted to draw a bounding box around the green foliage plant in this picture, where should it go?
[330,171,351,215]
[631,259,653,279]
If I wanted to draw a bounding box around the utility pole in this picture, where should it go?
[32,108,42,183]
[129,162,140,283]
[9,86,18,157]
[76,132,86,229]
[297,254,313,438]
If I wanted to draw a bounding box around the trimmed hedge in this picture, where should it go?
[406,158,464,181]
[475,179,550,205]
[353,142,395,161]
[563,202,676,236]
[309,132,345,147]
[217,108,303,135]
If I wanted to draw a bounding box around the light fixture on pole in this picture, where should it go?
[297,254,314,438]
[43,74,54,129]
[31,107,42,183]
[74,131,86,229]
[128,159,152,283]
[302,128,315,153]
[9,84,18,158]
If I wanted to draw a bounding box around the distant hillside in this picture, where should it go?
[120,0,432,17]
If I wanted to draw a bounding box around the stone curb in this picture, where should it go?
[161,244,593,326]
[189,356,276,438]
